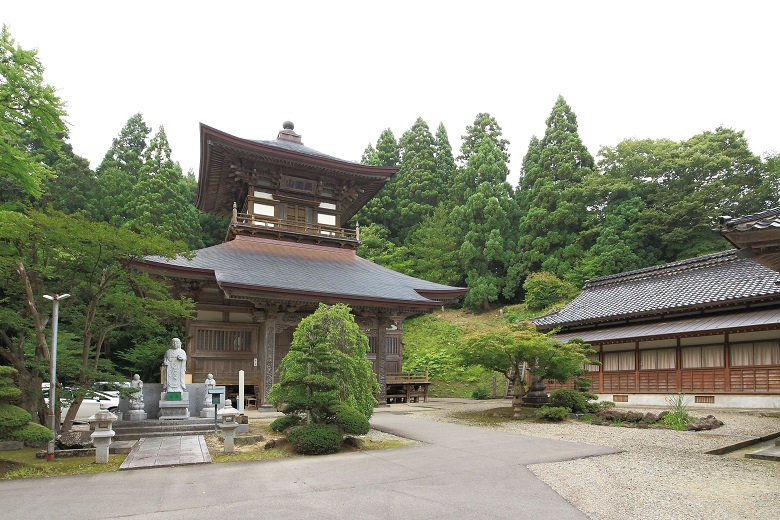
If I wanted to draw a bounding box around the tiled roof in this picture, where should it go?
[552,307,780,344]
[721,207,780,231]
[144,236,466,308]
[533,250,780,329]
[250,138,359,165]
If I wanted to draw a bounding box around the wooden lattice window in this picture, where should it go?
[195,329,252,352]
[694,395,715,404]
[613,394,629,402]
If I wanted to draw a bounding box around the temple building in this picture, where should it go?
[533,219,780,407]
[138,122,467,404]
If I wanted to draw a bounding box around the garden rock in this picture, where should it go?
[343,436,364,448]
[57,431,93,449]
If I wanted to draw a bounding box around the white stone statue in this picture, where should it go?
[164,337,187,392]
[205,373,216,389]
[130,374,144,407]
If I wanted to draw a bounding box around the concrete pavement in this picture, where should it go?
[0,402,621,519]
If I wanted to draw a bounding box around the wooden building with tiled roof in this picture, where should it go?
[532,250,780,408]
[138,122,467,404]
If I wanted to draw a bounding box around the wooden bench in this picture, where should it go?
[386,371,430,404]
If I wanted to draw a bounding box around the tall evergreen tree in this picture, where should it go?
[458,112,510,167]
[433,122,456,205]
[92,113,151,224]
[352,128,400,230]
[516,96,594,282]
[392,117,442,242]
[125,126,203,248]
[451,138,517,310]
[452,113,511,207]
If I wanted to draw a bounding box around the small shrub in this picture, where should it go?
[663,393,691,430]
[535,406,570,421]
[598,401,616,410]
[9,422,53,443]
[331,403,370,435]
[0,404,32,430]
[471,386,490,400]
[270,414,303,432]
[549,389,593,414]
[286,424,343,455]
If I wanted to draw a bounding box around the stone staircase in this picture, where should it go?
[112,418,218,441]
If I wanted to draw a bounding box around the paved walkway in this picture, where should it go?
[0,405,620,520]
[119,434,211,470]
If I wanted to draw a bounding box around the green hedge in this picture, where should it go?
[9,422,53,443]
[286,424,343,455]
[270,414,303,432]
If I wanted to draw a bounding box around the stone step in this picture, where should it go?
[112,418,219,440]
[114,430,216,442]
[745,445,780,462]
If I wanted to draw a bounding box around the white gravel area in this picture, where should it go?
[407,399,780,520]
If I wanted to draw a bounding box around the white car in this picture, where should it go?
[44,388,119,423]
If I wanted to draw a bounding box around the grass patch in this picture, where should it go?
[0,448,125,480]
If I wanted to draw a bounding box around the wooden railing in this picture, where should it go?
[234,213,358,240]
[387,371,429,384]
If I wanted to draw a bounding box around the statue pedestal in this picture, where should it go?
[127,409,147,421]
[158,391,190,420]
[200,403,216,419]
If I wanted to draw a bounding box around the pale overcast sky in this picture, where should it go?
[3,1,777,186]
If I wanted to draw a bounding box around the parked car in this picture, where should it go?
[44,387,119,423]
[91,381,130,398]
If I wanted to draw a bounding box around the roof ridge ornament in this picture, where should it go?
[277,121,302,144]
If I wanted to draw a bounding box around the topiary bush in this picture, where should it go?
[270,414,303,432]
[549,389,597,414]
[534,406,570,422]
[331,403,370,435]
[8,422,53,444]
[286,423,343,455]
[0,403,32,430]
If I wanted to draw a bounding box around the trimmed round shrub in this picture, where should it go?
[549,389,597,414]
[0,404,32,429]
[270,414,303,432]
[331,403,369,435]
[9,422,53,444]
[534,406,570,422]
[286,424,342,455]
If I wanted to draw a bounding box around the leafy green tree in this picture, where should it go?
[0,366,53,444]
[0,25,67,199]
[36,143,96,215]
[405,205,462,286]
[125,126,203,249]
[268,303,378,425]
[593,128,776,265]
[183,170,229,247]
[516,96,594,282]
[522,272,579,312]
[0,209,193,431]
[459,321,595,417]
[355,223,413,274]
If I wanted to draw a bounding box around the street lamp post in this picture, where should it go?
[43,293,69,461]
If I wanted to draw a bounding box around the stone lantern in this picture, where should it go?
[88,410,117,463]
[216,399,241,453]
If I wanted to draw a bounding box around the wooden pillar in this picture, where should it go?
[598,344,604,394]
[376,316,391,403]
[634,341,640,391]
[724,333,731,392]
[262,311,277,405]
[675,337,682,392]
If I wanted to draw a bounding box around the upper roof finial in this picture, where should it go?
[283,121,294,131]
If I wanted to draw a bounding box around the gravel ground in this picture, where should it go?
[407,399,780,520]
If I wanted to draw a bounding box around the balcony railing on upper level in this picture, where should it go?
[232,212,359,242]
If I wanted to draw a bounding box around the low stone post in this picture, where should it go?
[217,399,241,453]
[88,410,117,463]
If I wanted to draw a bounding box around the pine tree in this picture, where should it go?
[433,123,456,205]
[458,112,510,167]
[125,126,203,248]
[452,113,511,206]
